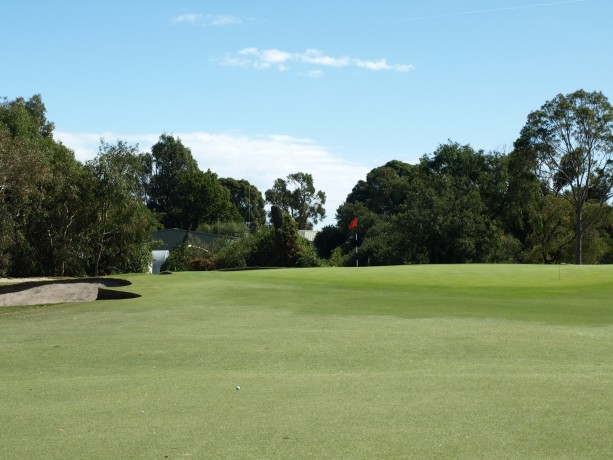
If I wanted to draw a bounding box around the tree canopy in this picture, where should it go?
[0,97,263,276]
[265,172,326,230]
[3,89,613,275]
[514,90,613,264]
[147,134,241,229]
[220,177,266,228]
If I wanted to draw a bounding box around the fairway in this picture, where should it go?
[1,265,612,459]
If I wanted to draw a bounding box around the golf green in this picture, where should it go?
[1,265,612,459]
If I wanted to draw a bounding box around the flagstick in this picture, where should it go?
[356,231,358,268]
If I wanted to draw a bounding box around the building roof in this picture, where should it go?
[298,229,318,242]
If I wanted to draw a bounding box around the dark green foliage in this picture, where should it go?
[270,205,283,229]
[5,90,613,273]
[164,214,320,271]
[295,244,321,268]
[1,96,324,275]
[327,92,613,267]
[1,96,87,276]
[247,213,315,267]
[187,257,216,271]
[0,97,55,275]
[83,140,160,276]
[265,172,326,230]
[338,142,524,266]
[335,202,381,239]
[197,221,250,238]
[161,243,218,272]
[0,94,54,139]
[15,142,93,276]
[1,96,159,276]
[314,225,346,259]
[274,215,302,266]
[514,89,613,264]
[245,226,277,267]
[344,161,417,216]
[212,237,253,269]
[220,177,266,227]
[147,134,240,229]
[161,244,190,272]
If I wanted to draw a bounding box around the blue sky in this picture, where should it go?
[2,0,611,227]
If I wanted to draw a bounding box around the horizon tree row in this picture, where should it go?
[318,89,613,266]
[0,94,327,276]
[2,88,611,276]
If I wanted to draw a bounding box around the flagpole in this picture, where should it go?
[349,217,359,268]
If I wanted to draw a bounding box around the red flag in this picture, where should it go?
[348,217,358,230]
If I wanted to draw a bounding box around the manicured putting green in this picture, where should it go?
[1,265,612,458]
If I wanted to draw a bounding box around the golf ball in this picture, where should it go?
[236,386,240,390]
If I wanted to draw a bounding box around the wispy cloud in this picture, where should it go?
[220,48,414,74]
[55,131,369,228]
[209,15,243,26]
[303,70,325,79]
[172,13,245,26]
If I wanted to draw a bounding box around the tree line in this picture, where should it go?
[0,95,325,276]
[323,90,613,266]
[1,89,612,276]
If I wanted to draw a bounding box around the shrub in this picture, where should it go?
[213,236,253,269]
[187,257,216,271]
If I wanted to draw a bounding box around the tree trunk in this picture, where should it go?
[575,208,583,265]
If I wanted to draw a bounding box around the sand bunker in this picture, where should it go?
[0,278,138,307]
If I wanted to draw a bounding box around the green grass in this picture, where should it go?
[1,265,612,459]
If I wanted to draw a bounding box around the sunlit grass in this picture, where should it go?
[1,265,612,458]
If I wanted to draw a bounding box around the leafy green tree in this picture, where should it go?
[148,134,239,229]
[22,142,92,276]
[220,177,266,227]
[2,95,160,277]
[419,143,518,263]
[313,225,346,259]
[212,235,254,269]
[504,148,546,248]
[344,160,417,216]
[85,140,159,276]
[0,96,55,275]
[174,168,241,229]
[595,207,613,263]
[515,90,613,264]
[198,220,250,238]
[0,94,54,139]
[423,143,509,223]
[247,212,306,267]
[274,214,302,266]
[265,172,326,229]
[338,142,521,265]
[148,134,199,227]
[522,195,574,263]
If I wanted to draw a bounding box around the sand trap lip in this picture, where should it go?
[0,278,139,307]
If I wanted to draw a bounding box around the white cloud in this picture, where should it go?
[300,49,350,68]
[354,58,413,72]
[172,13,244,26]
[304,70,325,79]
[55,130,369,228]
[172,13,203,25]
[209,15,243,26]
[220,48,414,75]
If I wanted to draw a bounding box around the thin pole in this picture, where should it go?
[356,231,358,267]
